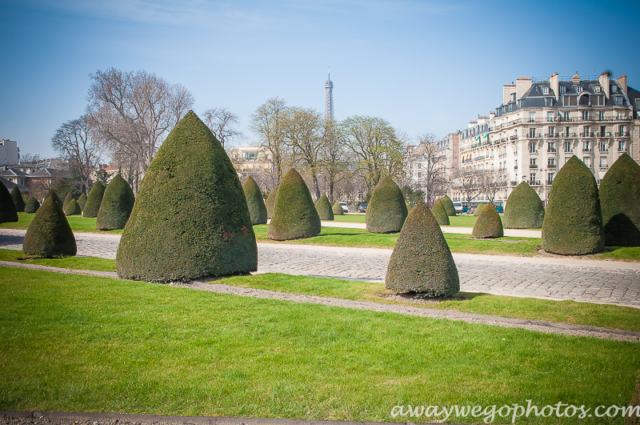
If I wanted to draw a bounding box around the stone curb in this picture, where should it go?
[0,411,455,425]
[2,261,638,342]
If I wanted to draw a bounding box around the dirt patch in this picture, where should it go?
[380,292,469,304]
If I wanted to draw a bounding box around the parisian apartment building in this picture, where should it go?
[408,71,640,205]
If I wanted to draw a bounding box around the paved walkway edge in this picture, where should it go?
[0,410,446,425]
[2,261,638,343]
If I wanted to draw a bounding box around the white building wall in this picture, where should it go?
[0,139,19,165]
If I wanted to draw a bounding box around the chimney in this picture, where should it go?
[549,72,560,101]
[503,84,516,105]
[489,111,496,121]
[599,72,610,98]
[572,72,581,83]
[618,75,627,94]
[516,77,532,100]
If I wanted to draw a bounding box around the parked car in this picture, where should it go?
[453,202,464,214]
[358,203,367,213]
[339,202,349,213]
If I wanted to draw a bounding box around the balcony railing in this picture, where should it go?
[615,132,629,137]
[548,148,557,153]
[600,165,609,169]
[529,164,538,168]
[581,132,593,137]
[582,148,592,152]
[619,147,628,152]
[529,180,542,186]
[547,164,557,168]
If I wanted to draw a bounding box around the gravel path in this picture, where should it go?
[2,261,638,342]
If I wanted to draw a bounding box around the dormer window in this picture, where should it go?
[511,93,516,102]
[612,85,618,93]
[542,87,549,95]
[560,86,567,94]
[594,86,601,93]
[576,86,583,93]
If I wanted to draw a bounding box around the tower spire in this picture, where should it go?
[325,68,334,121]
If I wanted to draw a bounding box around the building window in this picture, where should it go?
[564,111,570,121]
[548,127,555,137]
[582,111,589,120]
[599,141,608,152]
[548,157,556,167]
[619,140,627,152]
[530,173,537,184]
[560,86,566,94]
[612,84,618,93]
[543,87,549,95]
[583,156,592,168]
[564,126,570,137]
[583,141,591,151]
[564,141,572,152]
[529,141,537,153]
[530,158,537,167]
[576,86,583,93]
[594,86,601,93]
[548,141,556,152]
[620,125,627,136]
[599,111,605,120]
[583,127,591,137]
[563,96,577,106]
[244,152,257,161]
[600,157,607,168]
[615,97,623,105]
[529,112,536,122]
[417,172,422,178]
[547,112,554,122]
[548,173,554,184]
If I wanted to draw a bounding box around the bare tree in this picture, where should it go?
[51,115,102,194]
[87,68,194,192]
[319,119,348,203]
[250,98,291,184]
[406,134,449,204]
[201,107,242,150]
[340,115,404,194]
[477,169,508,203]
[452,169,481,209]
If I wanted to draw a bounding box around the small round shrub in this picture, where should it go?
[315,194,334,220]
[431,199,450,225]
[503,182,545,229]
[473,203,485,216]
[332,202,344,215]
[116,111,257,282]
[268,169,321,241]
[366,176,407,233]
[77,193,87,211]
[266,186,278,219]
[62,192,75,211]
[441,195,456,216]
[11,186,25,212]
[472,202,504,238]
[386,201,459,296]
[96,174,135,230]
[0,183,18,223]
[25,197,40,213]
[600,154,640,246]
[542,156,604,255]
[64,198,82,216]
[22,196,77,257]
[83,182,105,218]
[243,176,267,225]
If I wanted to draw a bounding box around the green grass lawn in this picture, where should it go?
[0,249,116,272]
[333,214,479,228]
[1,267,638,424]
[0,212,123,234]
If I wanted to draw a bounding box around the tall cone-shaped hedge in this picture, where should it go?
[62,192,74,210]
[25,197,40,213]
[473,202,504,238]
[268,169,321,241]
[96,174,135,230]
[22,196,76,257]
[11,186,25,212]
[64,198,81,216]
[45,189,62,210]
[431,199,449,225]
[243,176,267,225]
[0,183,18,223]
[77,193,87,210]
[473,203,485,217]
[366,176,407,233]
[503,182,545,229]
[386,201,459,296]
[542,156,604,255]
[315,194,334,220]
[83,182,105,217]
[600,154,640,246]
[442,195,456,216]
[266,186,278,219]
[332,202,344,215]
[117,111,257,282]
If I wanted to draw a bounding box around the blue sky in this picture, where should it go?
[1,0,638,159]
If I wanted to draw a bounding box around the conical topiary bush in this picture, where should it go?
[25,197,40,213]
[22,196,77,258]
[366,176,408,233]
[45,189,63,210]
[600,154,640,246]
[117,111,257,282]
[386,201,459,297]
[315,194,334,220]
[0,183,18,223]
[332,202,344,215]
[266,187,278,219]
[62,192,75,211]
[442,195,456,216]
[64,198,82,216]
[542,156,604,255]
[77,193,87,211]
[243,176,267,225]
[503,182,545,229]
[83,182,105,217]
[11,186,25,212]
[268,169,321,241]
[431,199,450,225]
[473,203,485,217]
[472,202,504,238]
[96,174,135,230]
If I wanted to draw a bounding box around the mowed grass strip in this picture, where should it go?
[217,273,640,332]
[0,267,638,424]
[0,212,123,234]
[0,251,638,332]
[333,214,478,228]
